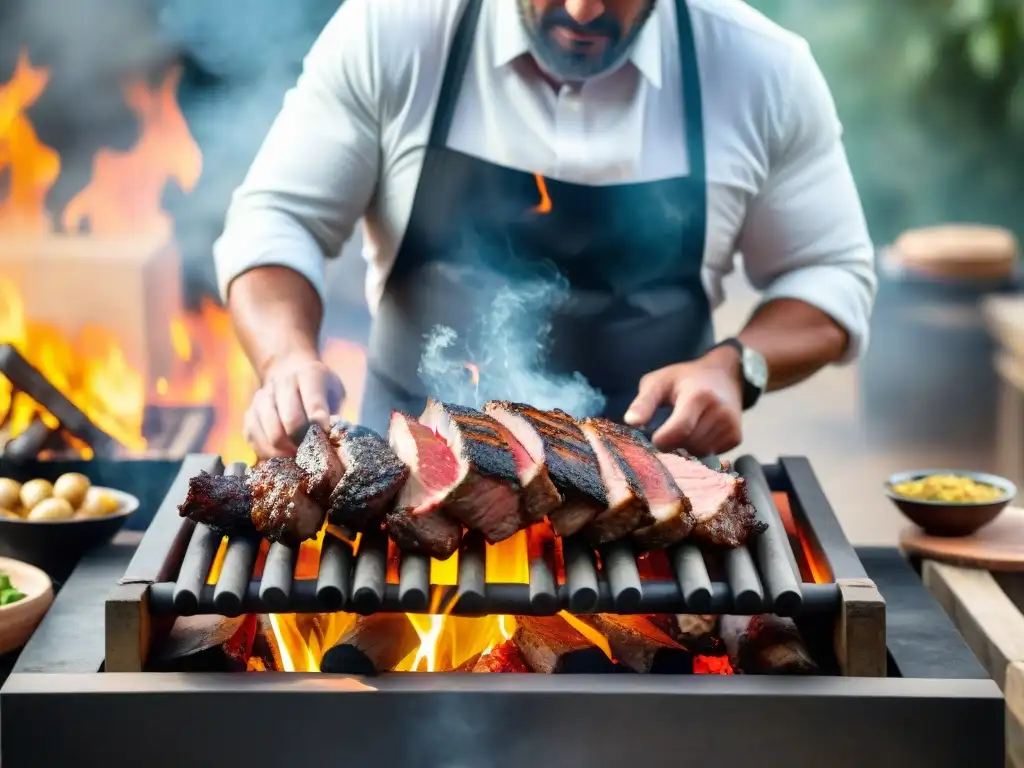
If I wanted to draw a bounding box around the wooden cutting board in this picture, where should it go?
[900,506,1024,572]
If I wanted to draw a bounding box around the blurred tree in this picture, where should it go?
[751,0,1024,244]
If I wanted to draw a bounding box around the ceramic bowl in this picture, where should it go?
[885,469,1016,537]
[0,487,139,574]
[0,556,54,655]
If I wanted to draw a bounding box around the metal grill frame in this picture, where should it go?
[136,453,860,619]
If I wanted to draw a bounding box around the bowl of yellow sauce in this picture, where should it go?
[885,469,1016,536]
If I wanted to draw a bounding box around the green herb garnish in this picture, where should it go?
[0,573,25,606]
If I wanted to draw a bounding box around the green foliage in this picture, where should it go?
[750,0,1024,242]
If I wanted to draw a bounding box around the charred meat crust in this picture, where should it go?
[435,402,519,486]
[178,471,256,538]
[579,420,650,545]
[328,425,410,532]
[248,458,327,545]
[500,403,607,506]
[384,507,461,560]
[295,423,345,508]
[691,475,763,548]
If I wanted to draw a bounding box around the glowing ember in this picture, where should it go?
[693,655,735,675]
[531,173,552,215]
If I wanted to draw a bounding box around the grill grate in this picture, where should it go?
[148,455,838,618]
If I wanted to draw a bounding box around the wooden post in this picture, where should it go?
[834,578,886,677]
[104,583,151,673]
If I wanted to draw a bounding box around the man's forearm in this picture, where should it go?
[227,266,324,380]
[737,298,849,391]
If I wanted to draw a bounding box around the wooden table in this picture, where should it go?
[921,560,1024,767]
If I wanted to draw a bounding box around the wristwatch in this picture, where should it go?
[713,338,768,411]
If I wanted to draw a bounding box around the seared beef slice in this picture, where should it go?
[488,403,606,536]
[248,458,327,545]
[327,422,410,533]
[483,402,563,524]
[656,453,756,548]
[295,423,345,507]
[420,400,522,543]
[590,420,695,549]
[578,419,649,544]
[386,411,463,559]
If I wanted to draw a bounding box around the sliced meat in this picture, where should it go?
[483,402,562,525]
[247,458,327,545]
[386,411,463,560]
[590,419,695,549]
[327,422,409,533]
[656,452,757,548]
[419,400,522,543]
[578,419,649,545]
[487,402,606,536]
[295,423,345,508]
[178,470,254,537]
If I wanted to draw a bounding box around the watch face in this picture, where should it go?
[742,347,769,391]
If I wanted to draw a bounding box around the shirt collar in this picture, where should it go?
[489,0,663,89]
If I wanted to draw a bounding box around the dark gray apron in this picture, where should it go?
[362,0,711,434]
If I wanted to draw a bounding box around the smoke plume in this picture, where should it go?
[417,277,607,417]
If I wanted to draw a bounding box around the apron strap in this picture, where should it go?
[428,0,484,149]
[673,0,708,260]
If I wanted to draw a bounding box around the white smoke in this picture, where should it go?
[417,279,607,417]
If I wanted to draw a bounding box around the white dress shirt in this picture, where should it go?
[213,0,876,361]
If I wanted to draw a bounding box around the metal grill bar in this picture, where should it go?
[148,579,841,616]
[154,455,838,618]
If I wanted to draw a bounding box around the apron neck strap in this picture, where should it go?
[428,0,706,187]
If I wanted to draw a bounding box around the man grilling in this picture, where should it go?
[214,0,876,460]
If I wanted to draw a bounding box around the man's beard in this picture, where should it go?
[518,1,655,82]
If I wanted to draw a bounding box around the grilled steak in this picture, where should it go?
[590,420,695,549]
[420,400,522,543]
[578,419,649,545]
[386,411,463,560]
[487,402,606,536]
[656,452,757,548]
[328,422,410,533]
[178,459,327,546]
[295,423,344,507]
[248,458,328,544]
[483,402,562,525]
[178,470,254,537]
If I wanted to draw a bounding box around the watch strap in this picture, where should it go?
[712,337,763,411]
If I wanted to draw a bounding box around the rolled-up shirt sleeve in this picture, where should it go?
[737,40,876,363]
[212,0,380,303]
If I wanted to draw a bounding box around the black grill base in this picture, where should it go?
[0,673,1003,768]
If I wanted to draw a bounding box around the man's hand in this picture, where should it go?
[623,346,743,456]
[243,352,345,459]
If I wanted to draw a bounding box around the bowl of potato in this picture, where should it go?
[0,473,139,574]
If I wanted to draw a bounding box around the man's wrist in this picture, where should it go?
[260,344,321,380]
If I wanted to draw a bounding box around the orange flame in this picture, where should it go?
[62,67,202,239]
[531,173,552,215]
[0,58,368,464]
[0,50,61,233]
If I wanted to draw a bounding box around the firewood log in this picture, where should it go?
[649,614,722,655]
[251,615,285,672]
[320,614,420,675]
[719,614,817,675]
[513,615,616,674]
[584,615,691,674]
[471,639,531,673]
[150,614,256,672]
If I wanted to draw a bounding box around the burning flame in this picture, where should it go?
[0,51,368,463]
[531,173,552,215]
[0,51,60,233]
[62,68,202,240]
